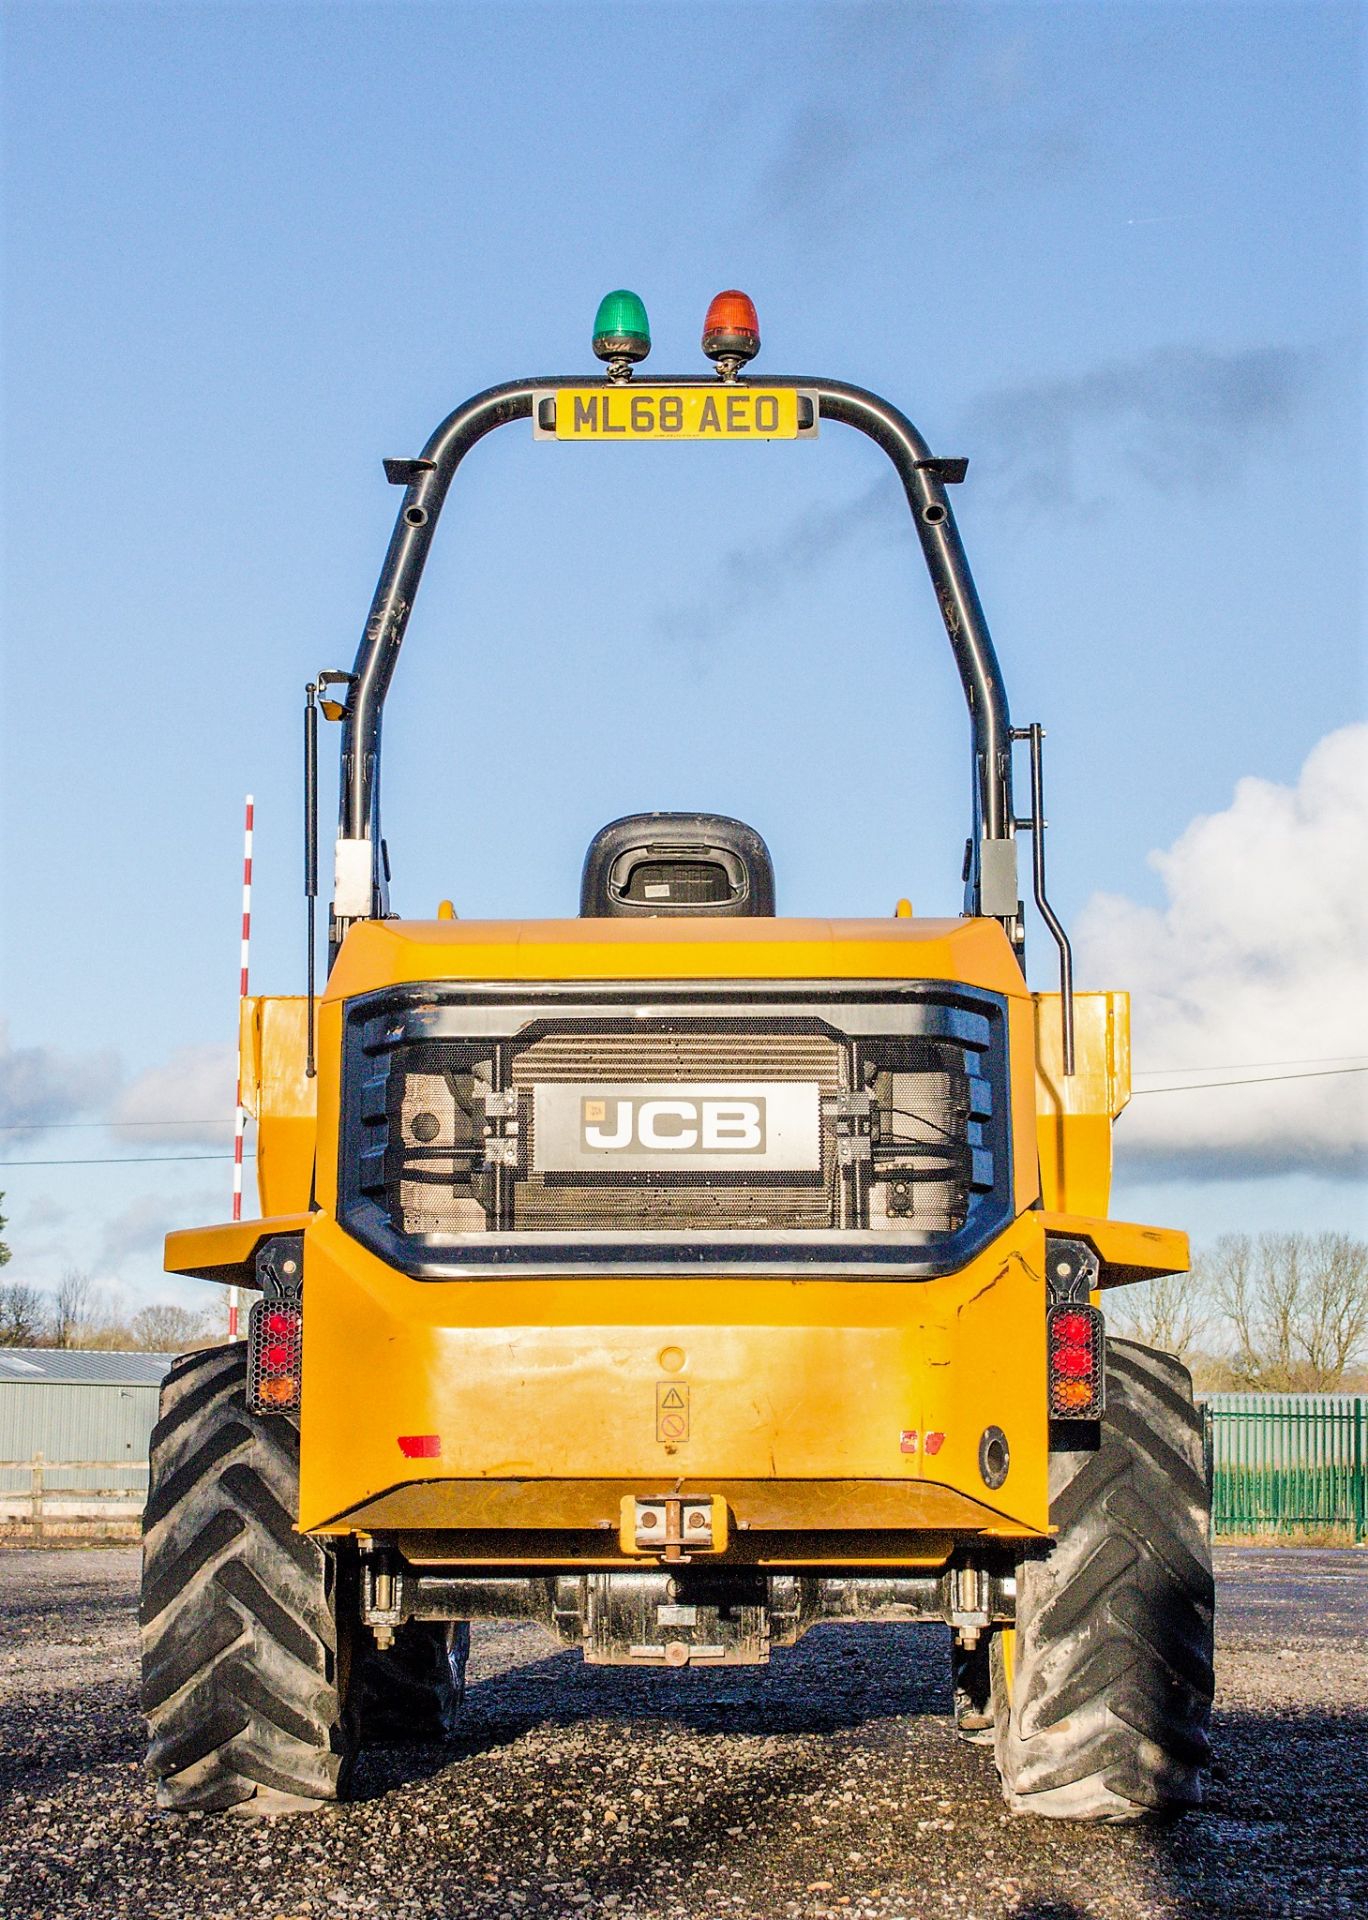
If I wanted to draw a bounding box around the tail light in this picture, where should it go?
[248,1299,302,1415]
[1047,1304,1105,1419]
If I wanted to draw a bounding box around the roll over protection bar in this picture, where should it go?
[334,374,1019,936]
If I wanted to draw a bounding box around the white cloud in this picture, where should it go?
[98,1193,187,1270]
[1078,725,1368,1179]
[107,1043,237,1146]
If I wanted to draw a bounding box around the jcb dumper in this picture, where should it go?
[143,291,1214,1823]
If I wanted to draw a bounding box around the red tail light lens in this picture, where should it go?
[1053,1344,1094,1379]
[1052,1310,1093,1344]
[1047,1302,1104,1419]
[248,1298,302,1415]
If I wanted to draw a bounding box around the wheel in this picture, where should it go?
[951,1635,996,1745]
[992,1338,1215,1822]
[353,1620,470,1744]
[140,1343,355,1813]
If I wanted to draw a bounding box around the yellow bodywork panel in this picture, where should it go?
[1038,1213,1189,1290]
[238,995,317,1216]
[315,914,1041,1219]
[165,1215,313,1285]
[159,911,1187,1565]
[1033,990,1130,1217]
[296,1209,1053,1556]
[326,914,1030,998]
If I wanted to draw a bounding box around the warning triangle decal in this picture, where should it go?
[660,1386,686,1409]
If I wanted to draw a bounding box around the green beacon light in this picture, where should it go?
[591,289,651,374]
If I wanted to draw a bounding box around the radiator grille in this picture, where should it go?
[340,984,1011,1275]
[511,1030,843,1232]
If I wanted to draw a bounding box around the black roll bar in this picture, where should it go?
[335,374,1018,933]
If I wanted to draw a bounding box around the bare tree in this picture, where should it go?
[0,1281,47,1347]
[1106,1267,1209,1368]
[0,1191,10,1270]
[51,1269,95,1349]
[128,1303,219,1354]
[1206,1234,1262,1383]
[1206,1231,1368,1391]
[1296,1233,1368,1389]
[77,1311,139,1351]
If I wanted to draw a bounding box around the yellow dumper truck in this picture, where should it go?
[142,291,1214,1822]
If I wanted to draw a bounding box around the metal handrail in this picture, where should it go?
[1013,723,1076,1074]
[332,374,1017,944]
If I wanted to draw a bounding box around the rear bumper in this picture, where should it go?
[297,1212,1056,1555]
[336,1481,1011,1573]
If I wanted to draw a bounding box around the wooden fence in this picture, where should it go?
[0,1454,149,1540]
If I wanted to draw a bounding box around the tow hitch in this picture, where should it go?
[620,1492,729,1560]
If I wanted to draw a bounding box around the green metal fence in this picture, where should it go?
[1203,1394,1367,1540]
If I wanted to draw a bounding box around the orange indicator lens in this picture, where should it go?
[1053,1378,1095,1412]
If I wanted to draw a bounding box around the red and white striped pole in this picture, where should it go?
[228,794,254,1341]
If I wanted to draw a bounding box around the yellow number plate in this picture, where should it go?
[534,386,816,441]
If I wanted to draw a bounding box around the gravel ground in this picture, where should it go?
[1,1545,1364,1920]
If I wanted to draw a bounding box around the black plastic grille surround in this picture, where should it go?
[337,981,1014,1278]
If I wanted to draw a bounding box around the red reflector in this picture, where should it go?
[398,1434,441,1459]
[262,1342,291,1371]
[265,1310,295,1337]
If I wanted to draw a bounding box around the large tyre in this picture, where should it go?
[353,1621,470,1744]
[140,1343,355,1812]
[992,1338,1214,1822]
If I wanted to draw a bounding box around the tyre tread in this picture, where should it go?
[993,1337,1214,1824]
[140,1342,353,1811]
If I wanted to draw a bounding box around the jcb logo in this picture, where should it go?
[532,1079,818,1175]
[581,1095,766,1155]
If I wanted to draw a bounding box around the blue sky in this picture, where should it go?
[1,1,1363,1305]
